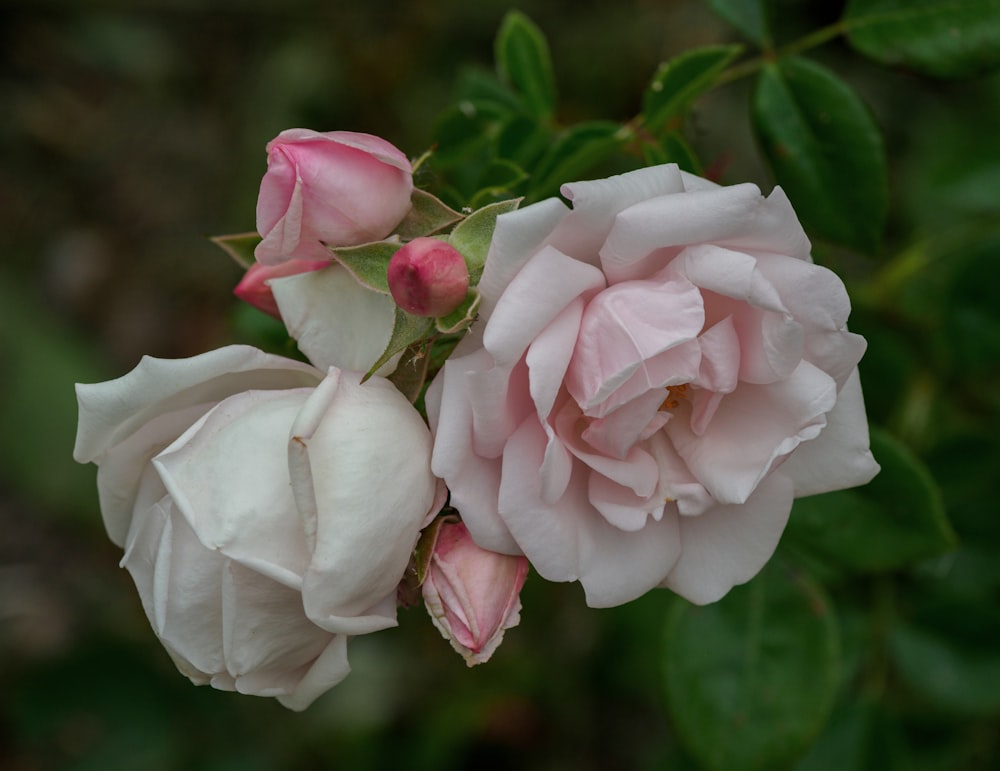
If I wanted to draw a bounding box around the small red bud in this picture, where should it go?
[387,238,470,317]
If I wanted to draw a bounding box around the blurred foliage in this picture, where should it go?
[2,0,1000,769]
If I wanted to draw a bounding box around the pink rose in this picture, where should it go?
[427,164,879,608]
[422,520,528,666]
[255,129,413,265]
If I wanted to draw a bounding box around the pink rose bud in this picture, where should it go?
[422,520,528,666]
[387,238,470,317]
[255,129,414,265]
[233,258,328,319]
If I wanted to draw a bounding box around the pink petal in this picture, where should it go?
[477,197,568,320]
[483,245,606,367]
[663,472,795,605]
[565,274,704,413]
[497,415,683,607]
[778,368,880,497]
[668,360,838,505]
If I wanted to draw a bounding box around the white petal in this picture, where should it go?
[271,265,398,374]
[292,371,436,635]
[74,345,322,464]
[153,389,314,589]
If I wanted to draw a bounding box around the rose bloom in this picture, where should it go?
[74,345,440,709]
[255,129,413,265]
[427,164,879,608]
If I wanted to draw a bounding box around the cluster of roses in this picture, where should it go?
[74,129,879,710]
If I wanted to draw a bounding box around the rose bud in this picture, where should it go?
[234,258,328,319]
[387,237,470,317]
[255,129,413,265]
[422,520,528,666]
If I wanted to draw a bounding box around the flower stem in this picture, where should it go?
[714,19,850,88]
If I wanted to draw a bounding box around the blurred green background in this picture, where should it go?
[2,1,999,769]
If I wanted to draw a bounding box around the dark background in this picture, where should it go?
[2,1,999,769]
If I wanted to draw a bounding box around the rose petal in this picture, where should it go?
[291,371,436,635]
[74,345,322,466]
[778,368,880,496]
[484,245,606,367]
[668,360,837,504]
[663,472,794,604]
[271,265,398,375]
[153,389,314,589]
[565,273,704,413]
[498,416,683,607]
[276,635,351,711]
[477,197,568,320]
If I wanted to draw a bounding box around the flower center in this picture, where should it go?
[658,383,689,411]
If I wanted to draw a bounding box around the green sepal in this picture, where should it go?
[386,340,433,404]
[643,44,744,133]
[395,188,464,241]
[448,198,522,285]
[364,307,434,380]
[414,514,458,586]
[326,240,399,295]
[210,231,261,269]
[435,289,482,335]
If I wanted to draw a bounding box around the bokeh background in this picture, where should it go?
[2,1,999,769]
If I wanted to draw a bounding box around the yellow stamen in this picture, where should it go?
[659,383,689,411]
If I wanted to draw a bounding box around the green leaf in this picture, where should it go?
[664,560,839,771]
[752,57,888,254]
[495,10,557,121]
[643,44,744,132]
[327,240,399,294]
[209,231,261,269]
[365,307,434,380]
[454,66,525,114]
[468,160,530,209]
[662,132,704,175]
[448,198,521,284]
[395,189,463,241]
[435,289,481,334]
[891,619,1000,714]
[496,115,552,168]
[529,121,630,201]
[845,0,1000,78]
[708,0,772,47]
[431,102,498,164]
[785,428,956,574]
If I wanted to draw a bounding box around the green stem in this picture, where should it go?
[715,19,849,87]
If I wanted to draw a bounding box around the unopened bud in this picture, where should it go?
[387,238,470,317]
[422,520,528,666]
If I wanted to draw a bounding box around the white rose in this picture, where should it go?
[74,345,440,709]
